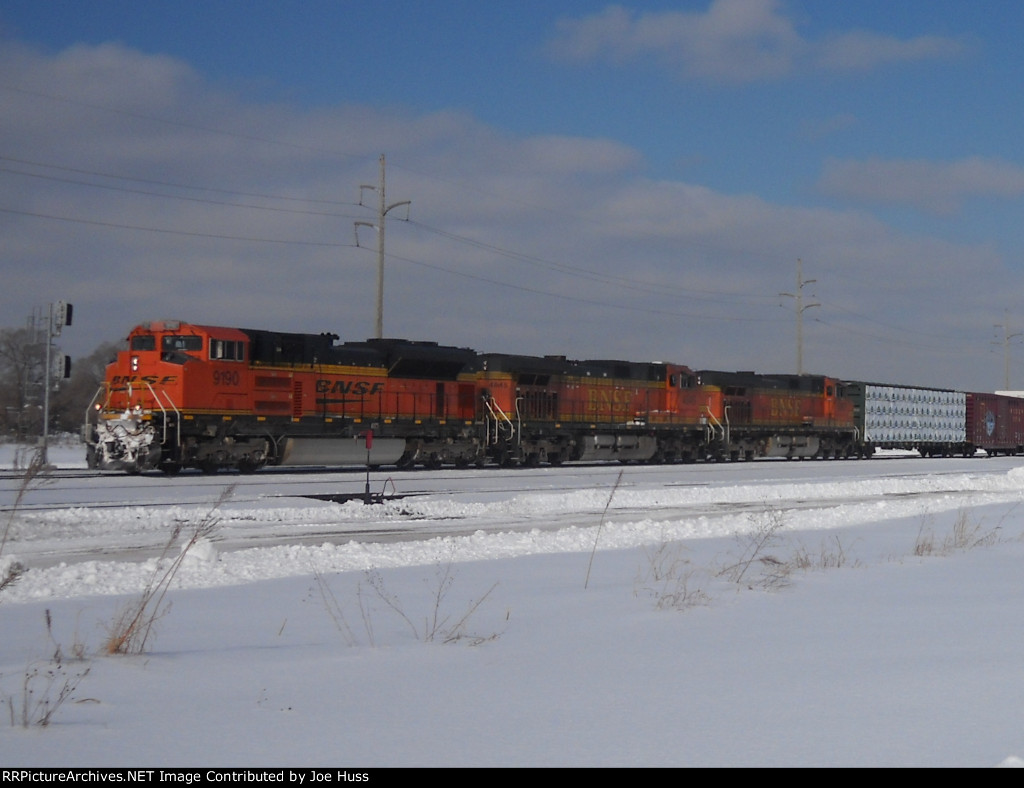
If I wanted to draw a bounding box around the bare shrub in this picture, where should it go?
[366,562,501,645]
[0,556,25,597]
[312,566,360,647]
[585,468,624,589]
[635,541,711,611]
[103,487,231,655]
[0,460,93,727]
[792,534,856,571]
[946,509,999,551]
[913,517,937,557]
[313,547,506,647]
[1,448,51,597]
[914,509,999,558]
[717,505,793,590]
[2,610,91,728]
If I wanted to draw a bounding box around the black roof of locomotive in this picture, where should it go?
[695,370,833,393]
[344,338,479,379]
[239,327,675,384]
[240,329,478,380]
[479,352,670,382]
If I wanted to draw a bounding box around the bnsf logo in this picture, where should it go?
[587,389,636,409]
[111,375,178,386]
[316,380,386,395]
[769,396,803,419]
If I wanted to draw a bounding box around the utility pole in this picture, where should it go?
[994,310,1022,390]
[780,258,819,375]
[355,154,411,339]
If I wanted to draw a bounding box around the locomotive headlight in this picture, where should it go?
[131,355,139,371]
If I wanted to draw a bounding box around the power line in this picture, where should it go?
[1,150,788,313]
[0,162,366,219]
[0,206,358,248]
[382,248,786,324]
[2,83,1005,360]
[0,83,366,160]
[406,219,779,307]
[2,152,778,307]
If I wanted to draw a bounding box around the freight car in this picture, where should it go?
[842,381,968,457]
[966,391,1024,455]
[841,381,1024,457]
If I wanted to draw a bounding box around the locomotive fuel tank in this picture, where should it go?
[277,436,406,466]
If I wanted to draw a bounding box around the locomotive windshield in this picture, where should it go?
[162,335,203,353]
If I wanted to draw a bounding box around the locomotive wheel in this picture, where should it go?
[159,462,182,476]
[396,453,416,470]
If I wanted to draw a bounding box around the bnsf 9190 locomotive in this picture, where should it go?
[83,320,864,473]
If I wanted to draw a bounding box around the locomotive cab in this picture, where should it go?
[86,322,256,472]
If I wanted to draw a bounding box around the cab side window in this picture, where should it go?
[210,339,245,361]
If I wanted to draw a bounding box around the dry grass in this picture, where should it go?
[716,505,793,590]
[792,534,856,571]
[312,546,506,647]
[914,509,1001,557]
[1,447,50,595]
[635,541,711,611]
[2,610,91,728]
[103,486,231,655]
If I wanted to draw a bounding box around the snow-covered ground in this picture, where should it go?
[2,442,1024,767]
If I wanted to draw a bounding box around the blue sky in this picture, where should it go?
[3,1,1024,390]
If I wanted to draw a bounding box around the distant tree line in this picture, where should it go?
[0,325,123,443]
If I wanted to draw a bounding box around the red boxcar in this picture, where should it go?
[966,392,1024,455]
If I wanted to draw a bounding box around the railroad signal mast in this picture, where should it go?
[40,300,73,464]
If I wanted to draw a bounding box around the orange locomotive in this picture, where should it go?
[84,320,860,473]
[86,321,480,473]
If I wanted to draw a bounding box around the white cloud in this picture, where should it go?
[814,30,964,72]
[0,40,1014,391]
[818,156,1024,214]
[548,0,800,83]
[800,112,858,142]
[547,0,962,84]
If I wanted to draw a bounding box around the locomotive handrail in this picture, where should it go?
[703,402,726,443]
[143,381,181,448]
[83,385,107,434]
[482,395,517,447]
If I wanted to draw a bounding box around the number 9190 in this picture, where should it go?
[213,370,240,386]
